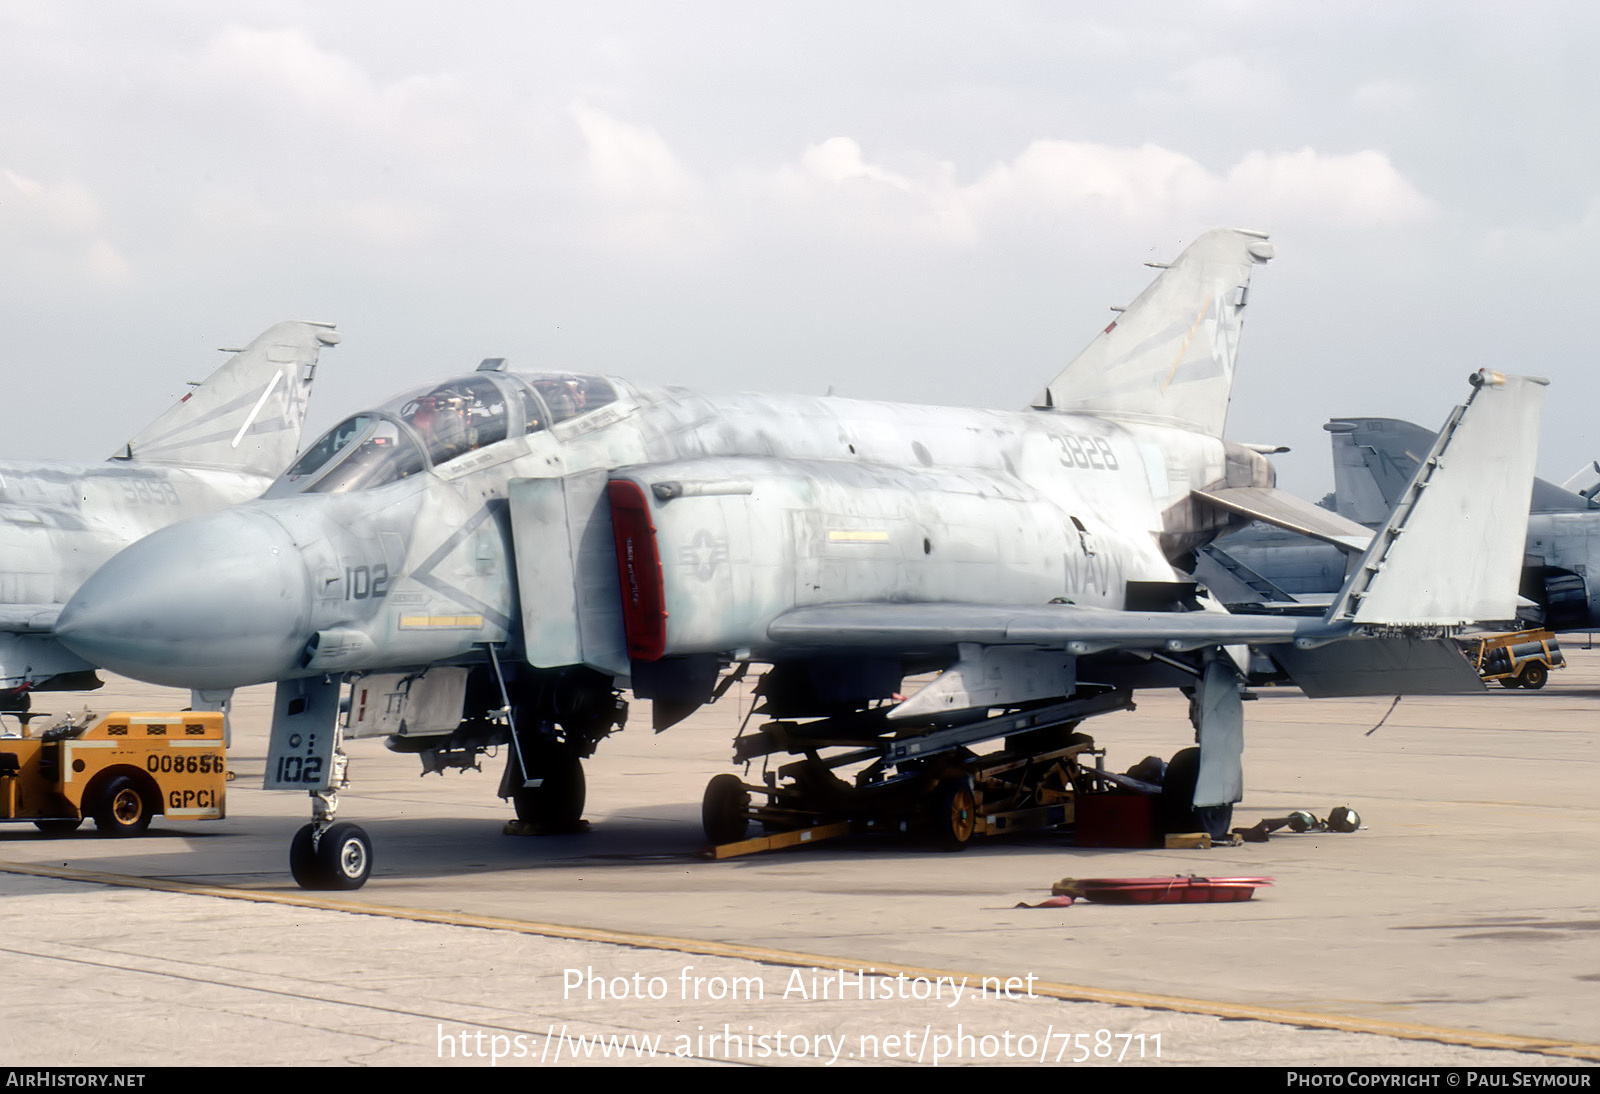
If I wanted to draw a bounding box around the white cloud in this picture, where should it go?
[195,25,467,157]
[1224,148,1435,226]
[1,168,130,284]
[569,101,710,250]
[572,101,695,204]
[739,137,1434,244]
[4,168,103,233]
[202,25,374,114]
[801,137,912,191]
[966,141,1218,222]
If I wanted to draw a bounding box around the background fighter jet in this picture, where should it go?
[0,320,337,715]
[1204,416,1600,636]
[55,231,1544,890]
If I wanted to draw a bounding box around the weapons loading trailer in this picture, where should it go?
[701,689,1170,859]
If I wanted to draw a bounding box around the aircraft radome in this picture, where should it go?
[0,321,336,720]
[54,230,1545,890]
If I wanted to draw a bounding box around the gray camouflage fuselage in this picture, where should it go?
[56,379,1269,690]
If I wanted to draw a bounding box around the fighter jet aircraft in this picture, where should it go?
[0,320,337,717]
[54,230,1544,889]
[1205,416,1600,639]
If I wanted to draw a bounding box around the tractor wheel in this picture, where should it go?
[93,775,152,837]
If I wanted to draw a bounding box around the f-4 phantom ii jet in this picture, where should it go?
[0,321,337,716]
[55,230,1544,889]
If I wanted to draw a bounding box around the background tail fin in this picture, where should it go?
[115,321,338,476]
[1328,415,1595,521]
[1034,228,1274,437]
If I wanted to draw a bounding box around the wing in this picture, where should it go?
[767,601,1312,653]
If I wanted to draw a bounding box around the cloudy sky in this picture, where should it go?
[4,1,1596,495]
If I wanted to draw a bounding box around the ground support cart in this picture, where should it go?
[0,711,226,836]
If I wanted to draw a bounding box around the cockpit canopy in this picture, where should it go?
[271,371,616,495]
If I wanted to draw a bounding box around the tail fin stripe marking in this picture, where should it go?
[231,370,285,449]
[128,386,268,450]
[1161,294,1214,394]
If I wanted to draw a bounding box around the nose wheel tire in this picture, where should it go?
[93,775,152,837]
[290,822,373,890]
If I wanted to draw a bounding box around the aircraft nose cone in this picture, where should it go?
[57,508,314,689]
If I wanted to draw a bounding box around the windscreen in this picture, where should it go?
[281,415,375,485]
[305,419,427,494]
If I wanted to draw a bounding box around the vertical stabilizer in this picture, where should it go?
[116,321,338,476]
[1329,415,1595,519]
[1325,372,1546,626]
[1034,228,1274,437]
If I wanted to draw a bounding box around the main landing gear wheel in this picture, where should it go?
[93,775,152,837]
[702,773,751,844]
[290,822,373,890]
[1159,747,1233,840]
[929,777,977,851]
[1517,662,1549,690]
[512,751,586,832]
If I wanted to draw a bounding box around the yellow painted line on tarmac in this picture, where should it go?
[4,858,1597,1062]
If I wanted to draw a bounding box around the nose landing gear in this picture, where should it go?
[290,819,373,890]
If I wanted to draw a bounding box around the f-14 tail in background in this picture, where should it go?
[0,320,337,714]
[1207,408,1596,632]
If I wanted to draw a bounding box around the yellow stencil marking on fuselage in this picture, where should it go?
[399,615,485,629]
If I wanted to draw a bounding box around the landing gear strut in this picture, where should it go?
[500,666,625,834]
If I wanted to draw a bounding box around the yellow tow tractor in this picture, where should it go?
[1461,629,1565,690]
[0,710,226,835]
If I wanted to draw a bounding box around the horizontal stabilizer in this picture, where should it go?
[1195,486,1370,552]
[1560,460,1600,499]
[1326,372,1546,626]
[117,320,338,477]
[1034,228,1274,437]
[1269,636,1483,696]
